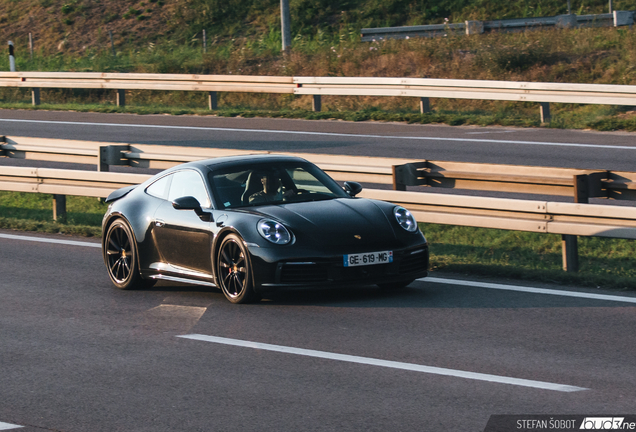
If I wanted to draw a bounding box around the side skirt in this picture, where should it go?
[147,262,217,287]
[149,274,217,288]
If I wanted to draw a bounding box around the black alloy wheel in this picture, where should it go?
[217,234,256,304]
[105,218,155,290]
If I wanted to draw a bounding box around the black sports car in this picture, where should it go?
[102,155,429,303]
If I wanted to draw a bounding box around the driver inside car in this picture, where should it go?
[249,171,284,204]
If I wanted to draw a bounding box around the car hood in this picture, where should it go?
[250,198,398,247]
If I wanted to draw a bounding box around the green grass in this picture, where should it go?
[425,224,636,291]
[3,24,636,130]
[1,191,635,290]
[0,191,105,236]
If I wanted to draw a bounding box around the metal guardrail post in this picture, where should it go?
[31,88,40,106]
[52,194,66,222]
[8,41,15,72]
[420,97,430,114]
[117,90,125,107]
[393,162,427,190]
[99,145,129,172]
[613,10,634,26]
[540,103,551,123]
[312,95,322,112]
[393,165,407,191]
[556,14,578,28]
[209,91,218,110]
[562,174,591,272]
[562,235,578,271]
[280,0,291,52]
[465,21,484,35]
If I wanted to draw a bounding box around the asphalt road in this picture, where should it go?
[1,230,636,431]
[1,109,636,170]
[2,110,636,431]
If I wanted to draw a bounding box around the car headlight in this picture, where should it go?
[257,219,292,244]
[394,206,418,232]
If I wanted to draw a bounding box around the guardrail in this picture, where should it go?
[2,72,636,123]
[4,136,636,272]
[2,162,635,274]
[0,165,150,220]
[0,73,294,109]
[361,11,635,41]
[0,165,149,198]
[292,77,636,122]
[0,136,407,184]
[3,165,635,240]
[360,189,636,240]
[5,136,636,202]
[393,160,636,203]
[361,188,636,272]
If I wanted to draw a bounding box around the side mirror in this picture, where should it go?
[172,196,213,222]
[344,181,363,197]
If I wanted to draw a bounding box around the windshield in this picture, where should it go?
[209,161,349,209]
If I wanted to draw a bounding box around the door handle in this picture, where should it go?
[155,219,165,228]
[216,214,228,227]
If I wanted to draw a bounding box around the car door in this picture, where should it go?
[151,169,215,275]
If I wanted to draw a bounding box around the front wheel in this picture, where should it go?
[216,234,257,304]
[104,218,155,290]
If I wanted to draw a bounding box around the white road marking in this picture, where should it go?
[178,334,587,392]
[465,130,518,135]
[423,277,636,304]
[0,233,101,248]
[1,118,634,150]
[0,421,23,430]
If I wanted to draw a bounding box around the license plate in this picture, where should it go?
[343,251,393,267]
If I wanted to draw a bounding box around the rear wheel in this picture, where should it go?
[104,218,155,290]
[216,234,257,304]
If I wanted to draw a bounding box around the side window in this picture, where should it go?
[167,170,211,208]
[146,174,172,200]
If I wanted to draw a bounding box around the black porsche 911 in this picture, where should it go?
[102,154,429,303]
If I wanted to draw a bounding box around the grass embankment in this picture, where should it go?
[2,191,635,291]
[2,1,636,130]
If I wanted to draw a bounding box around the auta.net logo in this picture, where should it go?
[580,417,633,430]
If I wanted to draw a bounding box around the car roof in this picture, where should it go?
[153,155,312,178]
[201,154,309,170]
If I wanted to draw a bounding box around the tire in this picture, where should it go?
[216,234,257,304]
[104,218,155,290]
[377,279,414,290]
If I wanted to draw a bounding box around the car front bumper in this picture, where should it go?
[249,243,429,292]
